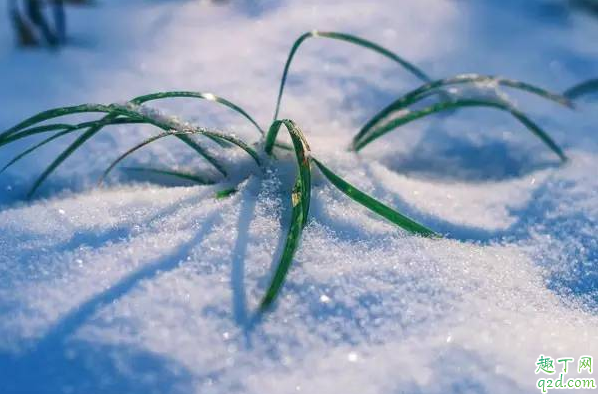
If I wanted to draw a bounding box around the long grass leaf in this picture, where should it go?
[313,158,438,237]
[24,113,143,197]
[1,117,144,148]
[353,74,572,145]
[27,122,105,198]
[175,134,228,177]
[259,119,311,311]
[109,104,260,166]
[273,30,433,121]
[563,78,598,100]
[121,166,216,185]
[99,128,261,185]
[354,98,567,162]
[0,129,73,174]
[131,91,264,136]
[0,104,114,142]
[215,187,238,199]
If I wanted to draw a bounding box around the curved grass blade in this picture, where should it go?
[121,166,216,185]
[215,187,238,199]
[0,104,114,142]
[27,121,107,198]
[109,104,260,166]
[99,131,180,184]
[0,129,73,174]
[131,91,264,136]
[564,78,598,100]
[0,123,75,147]
[273,30,433,121]
[99,128,261,185]
[175,134,228,177]
[353,98,567,162]
[259,119,311,311]
[353,74,573,146]
[313,158,438,237]
[1,117,144,148]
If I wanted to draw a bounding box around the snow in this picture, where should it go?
[0,0,597,393]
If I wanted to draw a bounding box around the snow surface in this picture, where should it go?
[0,0,597,393]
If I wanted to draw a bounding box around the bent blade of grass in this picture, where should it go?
[121,166,216,185]
[0,104,114,142]
[175,134,228,177]
[353,74,573,145]
[27,122,106,198]
[0,123,75,147]
[354,98,567,162]
[109,104,260,167]
[259,119,311,311]
[215,187,238,199]
[0,129,73,174]
[272,30,433,121]
[99,128,261,185]
[1,117,144,148]
[564,78,598,100]
[23,112,165,197]
[131,91,265,136]
[312,158,439,238]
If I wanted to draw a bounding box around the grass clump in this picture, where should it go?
[0,30,582,313]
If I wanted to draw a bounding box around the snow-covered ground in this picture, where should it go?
[0,1,597,393]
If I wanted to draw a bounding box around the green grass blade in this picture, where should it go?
[1,117,144,148]
[121,166,216,185]
[312,158,438,237]
[27,122,105,198]
[109,104,261,166]
[0,129,73,174]
[200,130,262,166]
[353,74,572,146]
[564,78,598,100]
[131,91,264,136]
[215,187,238,199]
[0,124,75,147]
[24,113,145,197]
[99,131,186,184]
[0,104,114,142]
[272,30,433,121]
[259,119,312,311]
[354,98,567,162]
[175,134,228,177]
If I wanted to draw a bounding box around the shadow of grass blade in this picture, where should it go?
[0,129,73,174]
[259,119,311,311]
[121,166,216,185]
[353,74,572,146]
[272,30,433,121]
[564,78,598,100]
[354,98,567,162]
[131,91,265,136]
[0,104,114,142]
[312,158,438,238]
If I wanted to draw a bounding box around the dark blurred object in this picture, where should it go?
[571,0,598,15]
[8,0,88,47]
